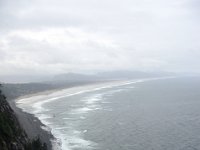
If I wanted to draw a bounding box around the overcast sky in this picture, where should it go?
[0,0,200,81]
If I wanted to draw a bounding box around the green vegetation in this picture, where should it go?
[0,84,48,150]
[25,137,48,150]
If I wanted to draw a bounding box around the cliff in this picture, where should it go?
[0,86,48,150]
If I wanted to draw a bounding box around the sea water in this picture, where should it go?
[16,77,200,150]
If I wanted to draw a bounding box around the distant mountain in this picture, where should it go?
[53,73,100,81]
[96,70,173,79]
[0,70,173,84]
[0,75,52,84]
[2,71,172,101]
[53,71,172,81]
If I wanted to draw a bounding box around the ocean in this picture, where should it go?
[16,76,200,150]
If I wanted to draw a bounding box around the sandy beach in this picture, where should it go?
[6,77,173,150]
[9,77,172,150]
[11,80,133,149]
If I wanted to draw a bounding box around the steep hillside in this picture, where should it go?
[0,86,48,150]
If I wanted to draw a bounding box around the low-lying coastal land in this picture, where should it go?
[1,78,119,149]
[1,72,172,150]
[8,80,132,149]
[1,81,104,150]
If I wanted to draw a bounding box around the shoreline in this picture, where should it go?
[9,100,55,150]
[11,77,172,150]
[12,80,131,150]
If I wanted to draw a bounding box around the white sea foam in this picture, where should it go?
[16,77,174,110]
[55,127,71,130]
[82,97,101,105]
[41,125,51,132]
[15,76,176,150]
[80,116,86,119]
[83,130,88,133]
[63,117,74,120]
[70,107,93,114]
[51,138,62,150]
[64,136,96,150]
[50,128,96,150]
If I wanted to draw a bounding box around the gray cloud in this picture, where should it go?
[0,0,200,81]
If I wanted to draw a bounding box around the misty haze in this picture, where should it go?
[0,0,200,150]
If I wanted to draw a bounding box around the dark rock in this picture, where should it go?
[0,86,48,150]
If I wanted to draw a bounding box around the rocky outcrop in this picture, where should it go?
[0,89,28,150]
[0,87,47,150]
